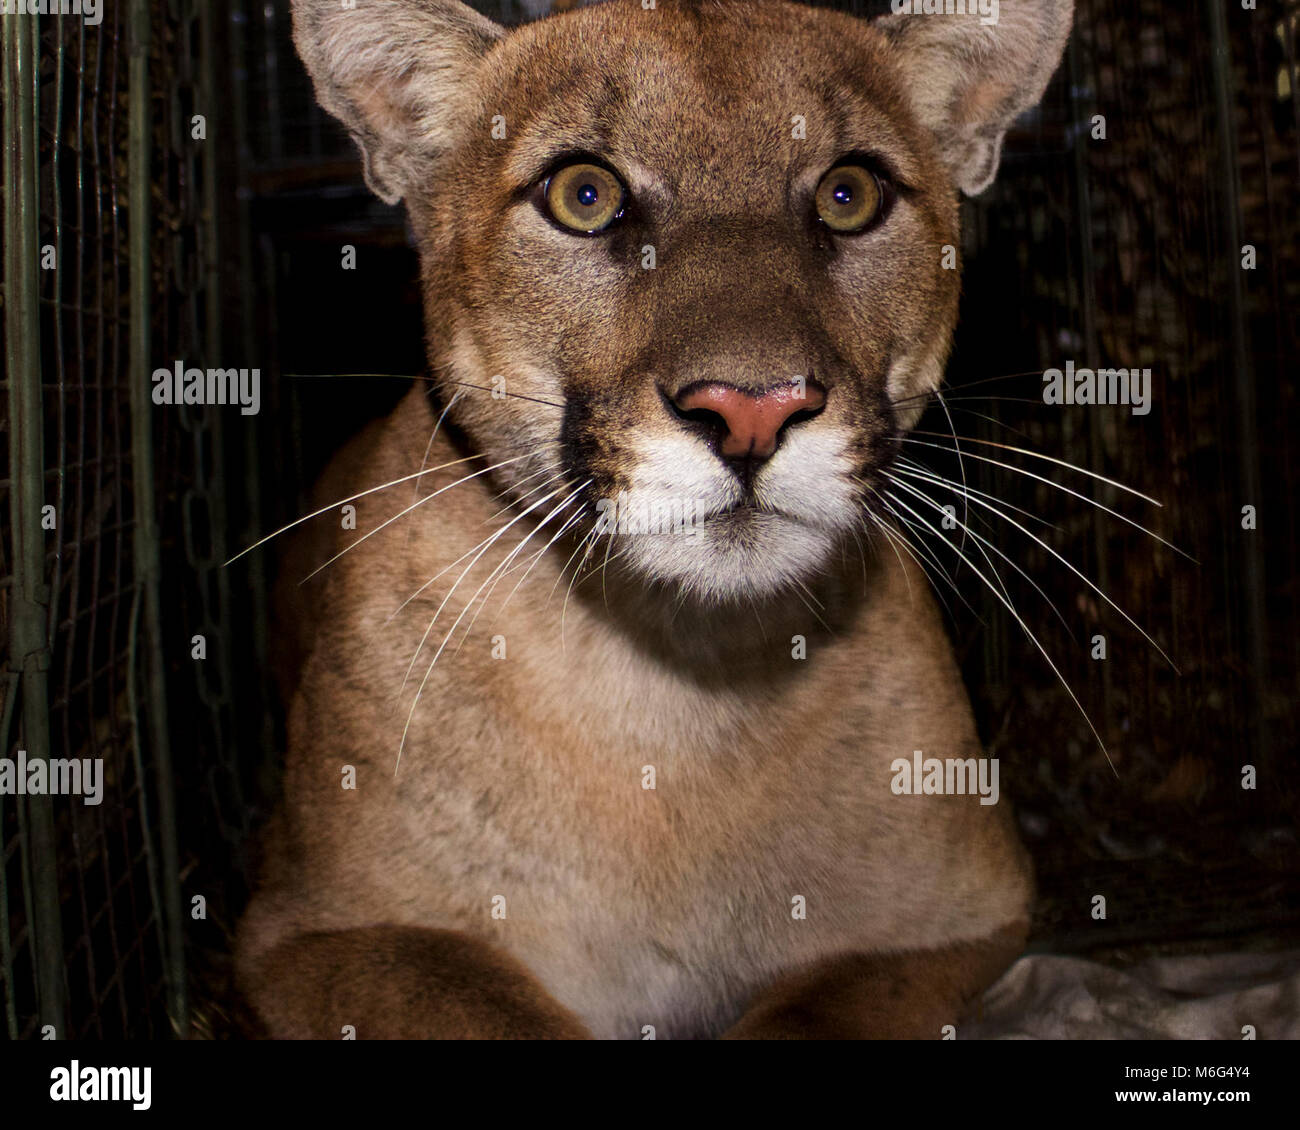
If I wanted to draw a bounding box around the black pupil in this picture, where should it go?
[577,183,599,207]
[832,183,854,206]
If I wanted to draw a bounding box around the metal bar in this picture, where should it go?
[200,3,222,363]
[1206,0,1269,771]
[1066,30,1113,731]
[127,0,189,1037]
[4,6,67,1037]
[0,671,22,1038]
[203,1,276,793]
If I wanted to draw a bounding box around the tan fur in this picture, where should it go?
[237,0,1072,1039]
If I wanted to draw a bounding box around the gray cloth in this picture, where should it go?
[963,950,1300,1039]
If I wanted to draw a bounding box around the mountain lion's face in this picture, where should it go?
[293,0,1073,602]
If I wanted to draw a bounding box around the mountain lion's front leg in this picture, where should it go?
[723,922,1027,1040]
[240,925,590,1039]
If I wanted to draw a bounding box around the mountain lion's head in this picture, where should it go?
[292,0,1072,602]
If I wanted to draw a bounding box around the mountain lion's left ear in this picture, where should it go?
[875,0,1074,196]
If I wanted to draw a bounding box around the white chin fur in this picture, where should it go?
[621,515,840,602]
[614,428,859,602]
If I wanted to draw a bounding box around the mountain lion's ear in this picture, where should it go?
[291,0,503,205]
[876,0,1074,196]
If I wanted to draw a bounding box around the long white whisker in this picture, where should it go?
[387,525,506,626]
[924,402,1035,441]
[932,388,972,559]
[411,390,462,506]
[870,494,979,620]
[384,463,564,623]
[894,456,1057,529]
[392,478,566,681]
[400,483,570,689]
[900,441,1193,561]
[599,523,619,611]
[792,575,826,613]
[491,505,589,626]
[861,504,914,603]
[846,522,871,592]
[884,473,1072,636]
[225,452,495,566]
[300,451,545,584]
[399,534,503,689]
[886,469,1014,607]
[898,466,1179,672]
[404,392,464,554]
[550,521,601,609]
[905,434,1163,508]
[396,484,570,771]
[561,527,607,649]
[882,487,1116,777]
[889,369,1050,407]
[452,482,591,654]
[483,462,566,518]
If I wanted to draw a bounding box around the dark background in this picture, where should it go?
[1,0,1296,1039]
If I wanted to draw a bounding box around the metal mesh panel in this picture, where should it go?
[943,0,1300,947]
[1,3,187,1041]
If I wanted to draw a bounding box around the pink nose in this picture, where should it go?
[673,382,826,459]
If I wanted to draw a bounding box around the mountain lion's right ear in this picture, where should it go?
[876,0,1074,196]
[291,0,503,205]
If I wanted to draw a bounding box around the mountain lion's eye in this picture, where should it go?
[545,162,625,233]
[814,165,882,233]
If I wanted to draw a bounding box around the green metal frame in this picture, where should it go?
[127,0,189,1037]
[3,2,65,1040]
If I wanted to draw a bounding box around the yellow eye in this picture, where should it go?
[814,165,882,233]
[545,162,625,233]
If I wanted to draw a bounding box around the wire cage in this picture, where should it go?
[1,1,185,1039]
[1,0,1297,1041]
[0,0,271,1040]
[946,0,1300,949]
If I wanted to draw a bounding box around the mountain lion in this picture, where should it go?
[235,0,1074,1038]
